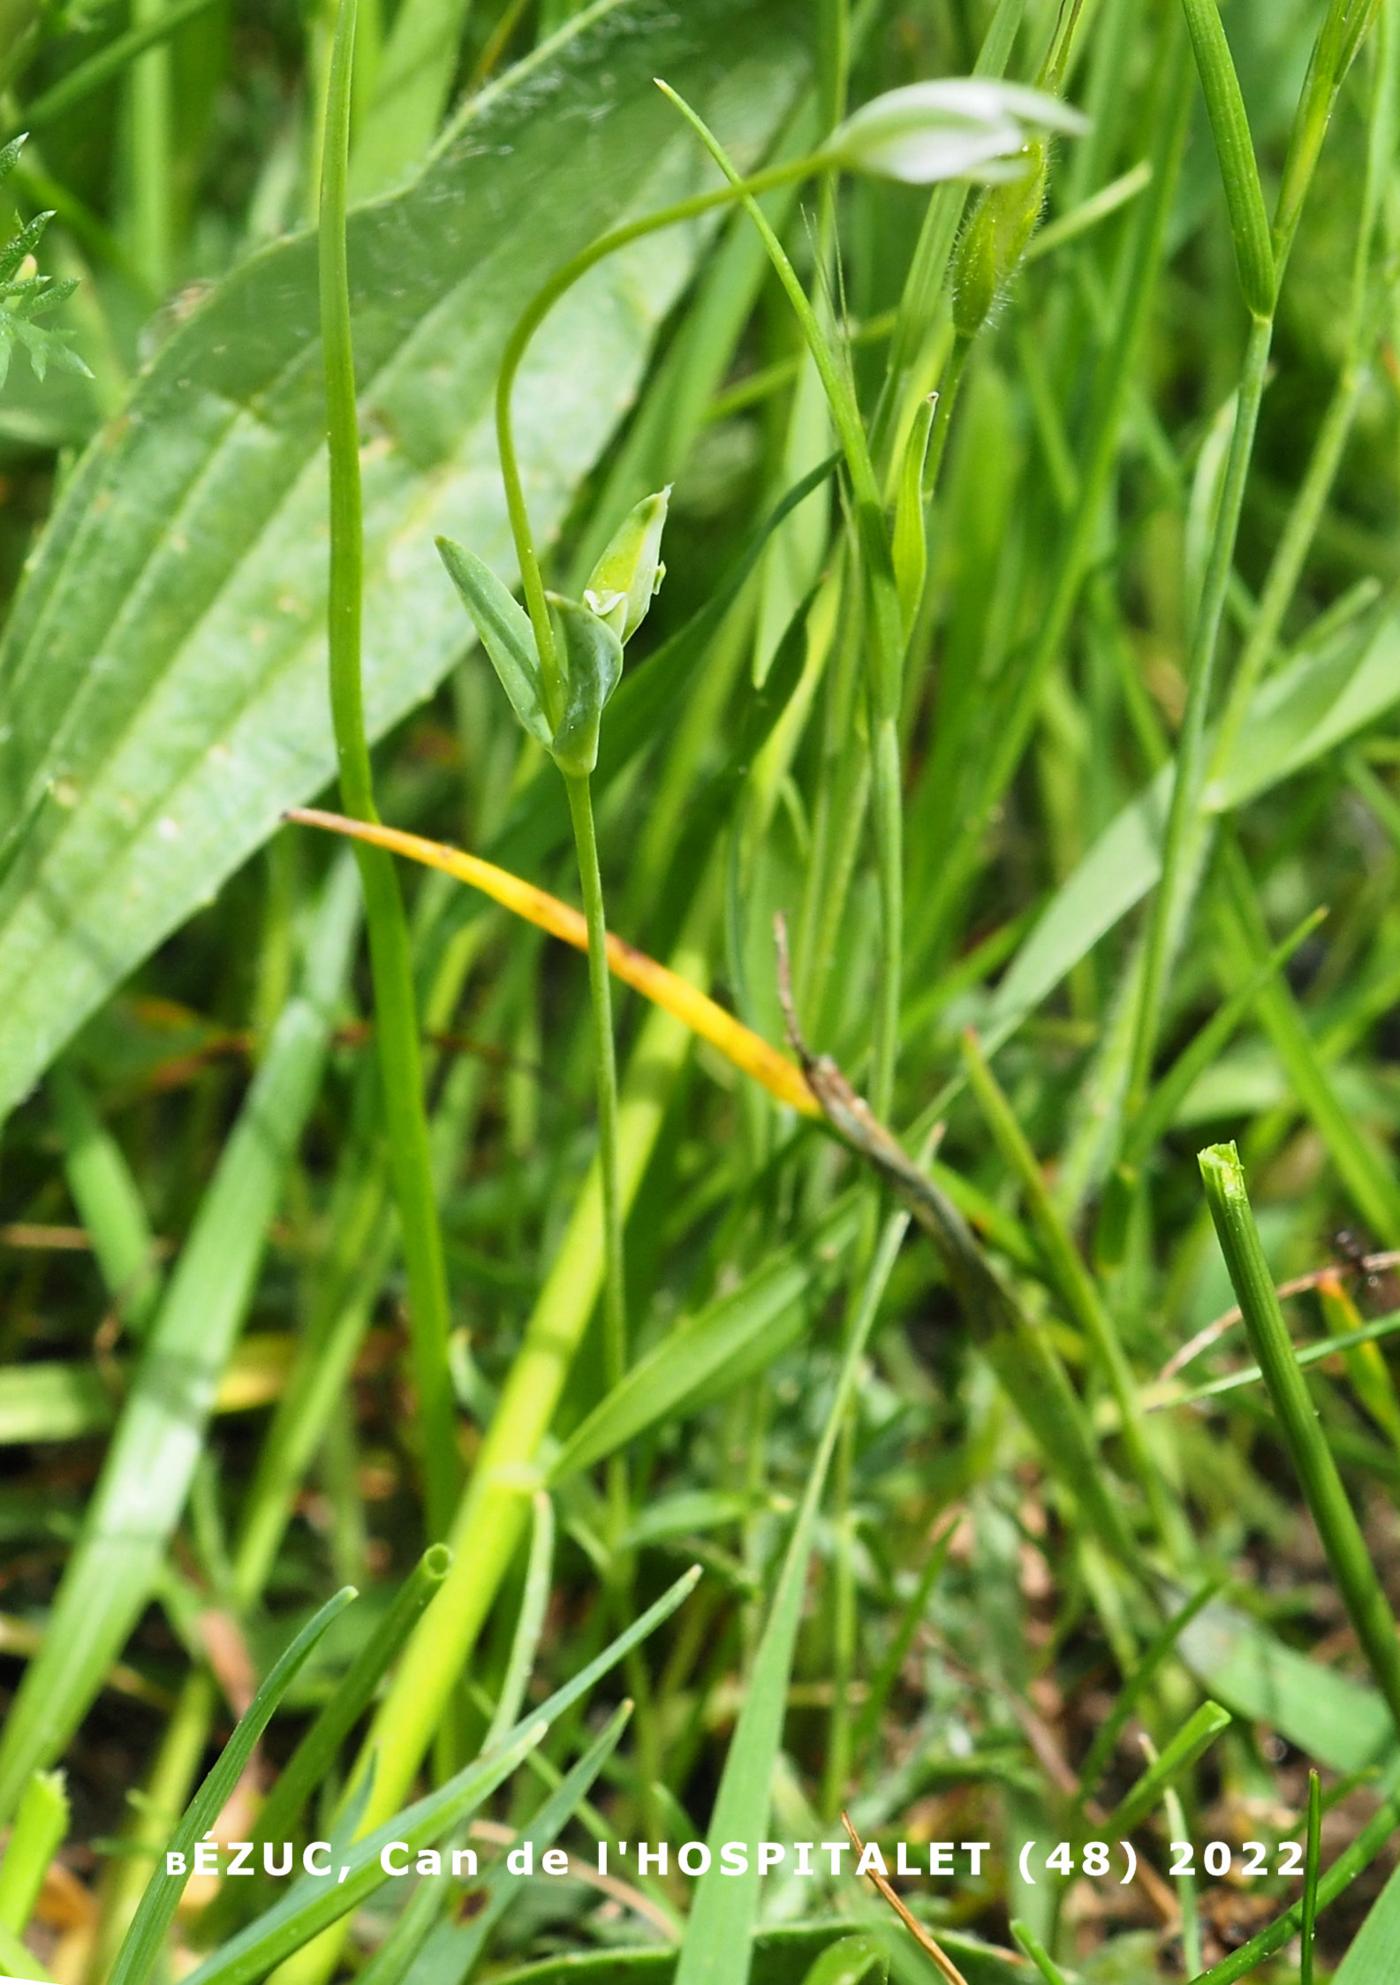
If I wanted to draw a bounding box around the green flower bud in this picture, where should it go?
[583,486,671,644]
[952,138,1049,341]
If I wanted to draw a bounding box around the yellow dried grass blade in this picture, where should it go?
[286,808,818,1117]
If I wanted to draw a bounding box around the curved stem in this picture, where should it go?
[488,135,852,1540]
[319,0,458,1541]
[493,148,828,720]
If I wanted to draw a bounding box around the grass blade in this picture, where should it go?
[109,1586,358,1985]
[0,1769,67,1937]
[1199,1143,1400,1739]
[672,1207,911,1985]
[1106,1700,1231,1833]
[319,0,459,1541]
[190,1568,699,1985]
[236,1544,452,1860]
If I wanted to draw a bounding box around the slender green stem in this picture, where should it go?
[1188,1761,1400,1982]
[867,710,904,1115]
[318,0,458,1542]
[489,149,855,1479]
[0,1921,49,1983]
[1012,1921,1070,1985]
[1199,1143,1400,1739]
[26,0,218,128]
[655,81,906,1117]
[1123,311,1272,1119]
[816,0,861,1823]
[563,771,628,1482]
[871,0,1025,467]
[1301,1770,1322,1985]
[89,1670,220,1973]
[1122,906,1326,1171]
[1213,839,1400,1243]
[1164,1781,1204,1975]
[1210,2,1392,775]
[492,148,830,716]
[1273,0,1381,265]
[290,926,714,1985]
[1108,1700,1232,1833]
[243,1545,451,1852]
[914,333,968,507]
[491,97,907,1111]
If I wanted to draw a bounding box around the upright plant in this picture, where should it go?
[437,483,670,1512]
[277,75,1093,1981]
[318,0,458,1541]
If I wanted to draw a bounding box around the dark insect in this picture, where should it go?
[1332,1230,1400,1315]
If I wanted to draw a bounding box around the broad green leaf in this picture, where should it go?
[0,863,361,1823]
[437,538,551,749]
[550,593,624,777]
[0,0,813,1122]
[987,613,1400,1041]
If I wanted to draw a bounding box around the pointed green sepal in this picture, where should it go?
[549,593,624,777]
[436,538,551,750]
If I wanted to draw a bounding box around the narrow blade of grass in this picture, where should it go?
[1199,1142,1400,1738]
[190,1568,699,1985]
[229,1544,453,1870]
[0,1769,67,1937]
[109,1586,358,1985]
[318,0,459,1542]
[672,1206,912,1985]
[1106,1700,1231,1833]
